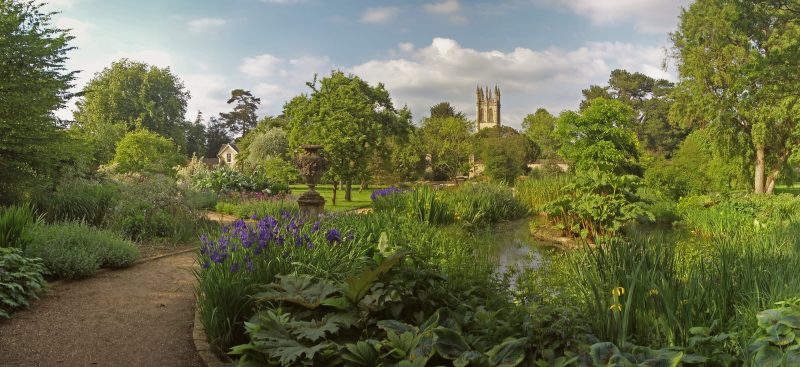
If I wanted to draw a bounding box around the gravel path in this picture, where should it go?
[0,251,203,366]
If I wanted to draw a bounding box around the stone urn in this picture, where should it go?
[295,145,330,218]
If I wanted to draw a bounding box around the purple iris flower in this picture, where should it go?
[311,221,320,233]
[326,229,342,244]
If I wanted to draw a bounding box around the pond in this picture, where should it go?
[489,217,550,284]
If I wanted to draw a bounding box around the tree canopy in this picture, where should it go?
[474,126,538,182]
[418,115,474,180]
[73,59,190,163]
[521,108,560,160]
[284,71,411,200]
[110,129,184,175]
[219,89,261,136]
[0,1,77,202]
[671,0,800,193]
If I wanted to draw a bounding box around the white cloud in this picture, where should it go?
[424,0,461,14]
[423,0,468,25]
[240,54,284,78]
[187,18,226,32]
[54,17,93,39]
[349,38,673,128]
[183,73,230,121]
[360,7,401,24]
[547,0,690,33]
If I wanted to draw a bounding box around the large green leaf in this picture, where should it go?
[433,327,471,360]
[590,342,623,365]
[486,338,527,367]
[253,274,339,309]
[341,341,379,367]
[753,345,784,367]
[344,252,406,303]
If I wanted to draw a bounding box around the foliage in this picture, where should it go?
[677,193,800,238]
[746,299,800,366]
[429,101,466,120]
[643,128,749,200]
[417,115,474,180]
[405,186,454,226]
[284,71,412,199]
[246,128,289,165]
[26,221,138,279]
[443,182,528,229]
[186,190,218,210]
[670,0,800,193]
[219,89,261,136]
[109,129,185,175]
[258,156,298,186]
[106,173,207,242]
[191,167,273,194]
[33,178,119,226]
[544,170,652,240]
[0,246,46,318]
[205,117,232,159]
[522,108,560,159]
[73,59,190,163]
[555,99,641,176]
[580,69,687,158]
[214,196,298,219]
[0,203,38,249]
[474,126,538,183]
[186,111,207,158]
[515,173,571,214]
[0,0,77,202]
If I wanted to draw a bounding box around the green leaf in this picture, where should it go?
[486,338,527,367]
[253,274,339,309]
[454,351,490,367]
[591,342,622,365]
[341,341,379,367]
[433,327,471,360]
[344,252,406,303]
[753,345,784,367]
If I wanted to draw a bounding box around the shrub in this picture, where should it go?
[0,246,47,318]
[26,221,139,279]
[255,156,298,186]
[33,179,118,225]
[0,203,37,249]
[191,167,272,193]
[186,191,218,210]
[443,182,528,227]
[214,195,297,219]
[107,173,207,242]
[677,193,800,238]
[406,186,453,225]
[110,129,185,175]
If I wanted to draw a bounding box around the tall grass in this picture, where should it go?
[541,225,800,350]
[515,174,571,213]
[0,204,38,249]
[444,182,528,227]
[33,179,119,226]
[214,198,298,219]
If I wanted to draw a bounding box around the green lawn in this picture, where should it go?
[775,184,800,195]
[290,184,381,212]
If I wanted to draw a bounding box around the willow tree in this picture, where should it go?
[671,0,800,193]
[284,71,411,201]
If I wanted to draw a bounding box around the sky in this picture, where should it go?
[48,0,693,129]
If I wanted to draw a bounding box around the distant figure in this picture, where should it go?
[476,85,501,130]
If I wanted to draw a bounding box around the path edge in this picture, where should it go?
[193,304,234,367]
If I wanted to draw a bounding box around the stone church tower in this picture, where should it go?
[476,85,501,130]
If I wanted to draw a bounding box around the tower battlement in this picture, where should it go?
[476,85,500,130]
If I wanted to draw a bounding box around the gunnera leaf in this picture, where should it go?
[253,274,339,309]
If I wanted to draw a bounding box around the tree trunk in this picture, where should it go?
[344,181,352,201]
[765,163,783,194]
[332,182,338,206]
[754,145,766,194]
[360,180,368,191]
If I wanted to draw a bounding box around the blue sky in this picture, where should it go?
[48,0,692,128]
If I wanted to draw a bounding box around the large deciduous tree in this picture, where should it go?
[417,115,474,180]
[284,71,411,201]
[474,126,538,183]
[521,108,560,159]
[671,0,800,193]
[0,1,77,202]
[581,69,687,157]
[73,59,190,163]
[219,89,260,136]
[110,129,183,175]
[204,117,230,159]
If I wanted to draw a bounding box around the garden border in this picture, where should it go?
[193,306,233,367]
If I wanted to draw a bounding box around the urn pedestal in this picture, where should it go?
[295,145,329,218]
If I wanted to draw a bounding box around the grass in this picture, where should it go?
[290,184,381,212]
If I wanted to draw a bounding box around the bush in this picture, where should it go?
[106,173,207,242]
[33,179,118,225]
[26,222,139,279]
[186,191,218,210]
[258,156,298,186]
[0,203,37,249]
[214,195,297,219]
[110,129,185,175]
[0,246,47,318]
[444,182,528,228]
[191,167,272,193]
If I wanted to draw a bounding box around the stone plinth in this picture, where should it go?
[298,190,325,218]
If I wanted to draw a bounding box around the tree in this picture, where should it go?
[205,117,230,159]
[417,115,474,180]
[284,71,411,201]
[73,59,190,163]
[429,101,466,120]
[581,69,687,157]
[246,128,289,165]
[110,129,183,175]
[219,89,260,136]
[185,111,207,158]
[521,108,560,159]
[0,1,77,202]
[475,126,538,183]
[671,0,800,193]
[555,98,641,176]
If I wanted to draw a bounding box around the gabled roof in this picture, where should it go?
[217,143,239,156]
